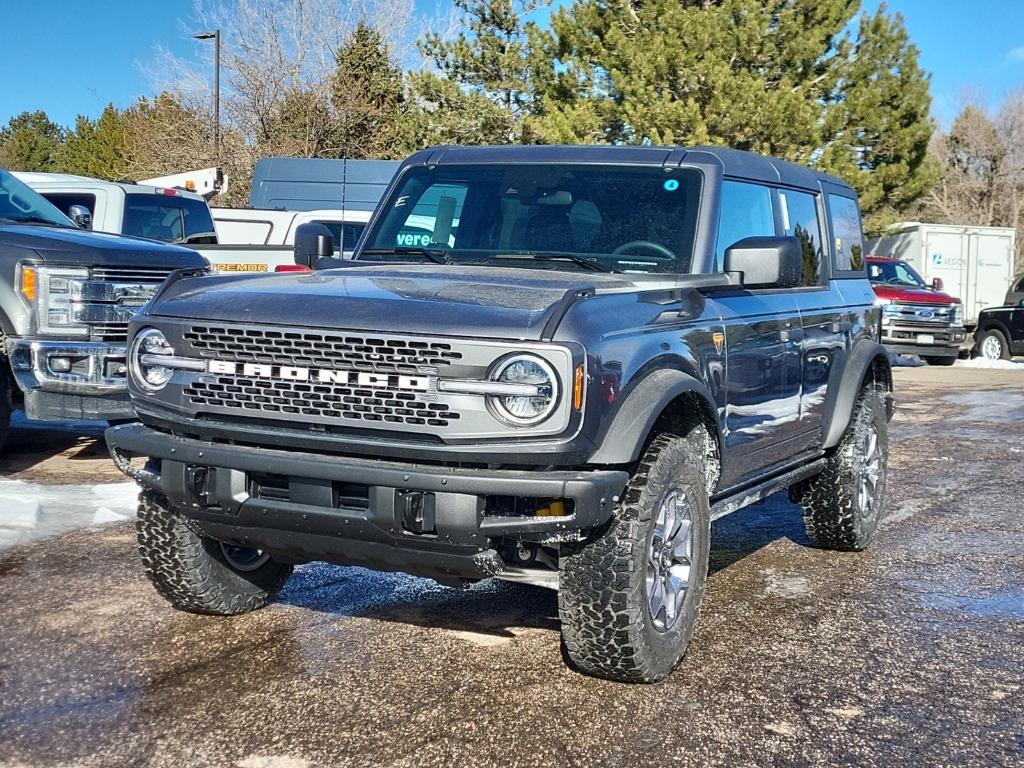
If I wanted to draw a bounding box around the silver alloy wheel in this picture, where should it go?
[646,488,693,632]
[220,542,271,572]
[853,423,882,521]
[981,334,1004,360]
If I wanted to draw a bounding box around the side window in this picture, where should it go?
[779,189,823,286]
[828,194,865,271]
[716,180,775,267]
[312,221,366,251]
[41,192,97,217]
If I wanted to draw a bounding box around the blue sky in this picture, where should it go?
[2,0,1023,129]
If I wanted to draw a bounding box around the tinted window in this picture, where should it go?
[868,260,926,287]
[123,194,217,244]
[364,165,703,274]
[41,192,98,218]
[716,181,775,267]
[314,221,366,252]
[828,194,864,271]
[780,189,823,285]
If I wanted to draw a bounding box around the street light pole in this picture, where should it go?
[193,30,221,158]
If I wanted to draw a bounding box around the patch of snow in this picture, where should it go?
[0,480,138,550]
[954,357,1024,370]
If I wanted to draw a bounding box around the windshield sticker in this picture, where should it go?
[663,179,680,192]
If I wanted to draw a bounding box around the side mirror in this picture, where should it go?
[293,222,335,270]
[724,236,803,289]
[68,204,92,229]
[931,277,944,291]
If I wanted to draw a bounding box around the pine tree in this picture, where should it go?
[0,111,65,171]
[331,21,407,158]
[409,0,550,145]
[55,104,133,180]
[535,0,934,228]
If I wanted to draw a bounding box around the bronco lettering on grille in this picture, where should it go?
[206,360,430,390]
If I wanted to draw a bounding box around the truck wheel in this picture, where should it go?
[136,489,292,615]
[923,356,956,367]
[559,431,711,683]
[975,329,1011,361]
[793,385,888,551]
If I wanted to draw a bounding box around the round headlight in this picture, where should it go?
[487,354,558,426]
[130,328,174,391]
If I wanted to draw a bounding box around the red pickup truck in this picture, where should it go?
[867,256,966,366]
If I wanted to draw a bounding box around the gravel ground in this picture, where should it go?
[0,365,1021,768]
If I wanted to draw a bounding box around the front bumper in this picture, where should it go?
[106,423,628,583]
[7,339,133,421]
[880,323,965,357]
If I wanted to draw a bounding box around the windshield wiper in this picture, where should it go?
[360,247,451,265]
[488,252,613,273]
[2,215,76,229]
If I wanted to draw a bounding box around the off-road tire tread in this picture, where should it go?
[136,489,292,615]
[793,385,888,551]
[559,431,710,683]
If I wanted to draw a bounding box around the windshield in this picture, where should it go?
[868,260,926,287]
[0,169,76,228]
[123,193,218,244]
[361,164,703,274]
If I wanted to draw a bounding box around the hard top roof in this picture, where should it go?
[401,144,853,194]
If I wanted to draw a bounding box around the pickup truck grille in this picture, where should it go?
[883,303,957,326]
[87,266,176,343]
[185,375,460,427]
[183,325,464,374]
[92,266,176,283]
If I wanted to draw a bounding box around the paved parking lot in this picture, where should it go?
[0,365,1022,768]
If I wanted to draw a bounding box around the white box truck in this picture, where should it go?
[867,223,1016,327]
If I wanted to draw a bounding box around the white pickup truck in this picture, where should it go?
[203,207,371,273]
[18,172,377,274]
[16,172,218,245]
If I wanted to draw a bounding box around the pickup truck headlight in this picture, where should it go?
[18,264,90,336]
[129,328,175,391]
[487,354,559,426]
[952,304,964,325]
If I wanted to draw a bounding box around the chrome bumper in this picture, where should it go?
[7,339,129,396]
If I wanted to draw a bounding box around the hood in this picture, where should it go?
[0,223,205,268]
[149,263,636,340]
[870,282,960,304]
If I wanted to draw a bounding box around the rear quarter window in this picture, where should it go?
[828,194,865,272]
[123,194,217,244]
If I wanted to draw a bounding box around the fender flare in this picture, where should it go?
[820,340,892,450]
[588,368,720,465]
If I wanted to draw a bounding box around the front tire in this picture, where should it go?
[137,489,292,615]
[975,329,1011,361]
[923,356,956,367]
[558,431,711,683]
[792,385,888,551]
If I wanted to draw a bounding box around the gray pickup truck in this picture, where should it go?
[0,168,206,449]
[107,145,893,683]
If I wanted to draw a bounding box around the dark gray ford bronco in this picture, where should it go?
[107,145,893,682]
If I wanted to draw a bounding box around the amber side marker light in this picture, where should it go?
[19,265,37,302]
[573,364,585,411]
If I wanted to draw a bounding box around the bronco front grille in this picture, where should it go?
[185,375,460,427]
[184,325,463,374]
